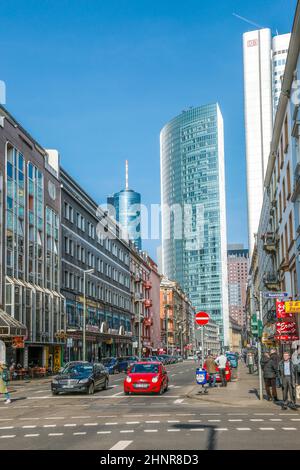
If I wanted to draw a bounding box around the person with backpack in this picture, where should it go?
[0,362,11,404]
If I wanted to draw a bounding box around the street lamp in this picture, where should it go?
[83,268,94,362]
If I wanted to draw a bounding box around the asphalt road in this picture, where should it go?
[0,361,300,450]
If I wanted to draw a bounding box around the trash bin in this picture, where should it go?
[196,368,208,394]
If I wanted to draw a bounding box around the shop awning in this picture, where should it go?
[0,309,27,337]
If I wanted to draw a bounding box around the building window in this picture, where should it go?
[284,224,288,258]
[289,211,293,247]
[287,162,291,199]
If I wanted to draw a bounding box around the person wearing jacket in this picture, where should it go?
[0,362,11,404]
[278,352,297,410]
[261,352,278,402]
[204,355,217,387]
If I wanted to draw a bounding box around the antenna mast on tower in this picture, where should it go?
[125,160,129,190]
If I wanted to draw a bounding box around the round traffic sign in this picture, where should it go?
[195,311,210,326]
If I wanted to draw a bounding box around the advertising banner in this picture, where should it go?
[276,321,297,335]
[284,301,300,314]
[276,301,294,318]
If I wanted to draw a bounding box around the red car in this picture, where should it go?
[203,361,232,383]
[124,361,169,395]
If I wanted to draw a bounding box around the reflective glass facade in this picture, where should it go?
[160,104,229,345]
[108,189,142,250]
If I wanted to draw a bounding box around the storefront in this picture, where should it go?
[0,309,27,365]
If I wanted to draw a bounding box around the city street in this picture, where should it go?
[0,361,300,450]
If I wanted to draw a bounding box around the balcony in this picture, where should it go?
[134,293,144,303]
[135,274,142,283]
[144,280,152,289]
[144,299,153,308]
[263,273,280,290]
[143,317,153,327]
[261,232,277,253]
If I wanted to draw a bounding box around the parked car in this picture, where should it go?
[226,352,238,369]
[203,360,232,383]
[51,361,109,395]
[156,356,167,365]
[102,357,120,374]
[176,356,184,362]
[124,361,169,395]
[118,356,139,373]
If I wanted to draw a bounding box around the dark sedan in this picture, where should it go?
[51,361,109,395]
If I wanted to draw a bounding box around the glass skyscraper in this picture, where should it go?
[160,104,229,345]
[108,161,142,250]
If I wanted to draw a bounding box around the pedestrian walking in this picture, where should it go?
[269,348,281,388]
[247,351,254,374]
[292,346,300,385]
[215,352,227,387]
[278,352,297,410]
[0,362,11,404]
[260,352,279,402]
[203,355,217,387]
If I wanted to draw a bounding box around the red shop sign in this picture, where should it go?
[276,321,297,335]
[275,335,299,342]
[276,301,293,319]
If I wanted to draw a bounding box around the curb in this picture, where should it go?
[184,393,263,406]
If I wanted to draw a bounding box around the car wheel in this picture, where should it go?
[87,382,95,395]
[164,382,169,393]
[124,391,129,395]
[52,391,58,396]
[103,378,109,390]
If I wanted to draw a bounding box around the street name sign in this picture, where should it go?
[195,311,209,326]
[263,292,288,299]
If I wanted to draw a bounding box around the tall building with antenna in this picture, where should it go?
[107,161,142,250]
[242,27,290,255]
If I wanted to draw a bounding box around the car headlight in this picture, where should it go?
[52,379,58,385]
[78,378,89,384]
[126,376,132,383]
[152,376,159,383]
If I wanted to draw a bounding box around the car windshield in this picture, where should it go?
[130,364,159,374]
[62,364,93,375]
[102,358,114,365]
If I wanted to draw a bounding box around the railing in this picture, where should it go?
[262,232,277,253]
[263,273,280,289]
[144,280,152,289]
[144,299,152,308]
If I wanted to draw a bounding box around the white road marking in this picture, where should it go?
[123,414,144,417]
[83,423,98,426]
[120,430,134,433]
[228,419,243,422]
[97,431,111,435]
[71,416,91,419]
[105,422,118,426]
[236,428,251,431]
[176,414,195,416]
[64,424,77,427]
[0,435,16,438]
[174,399,184,404]
[259,428,275,430]
[27,396,51,399]
[188,420,202,423]
[0,426,14,430]
[97,416,117,418]
[254,413,274,416]
[216,428,228,431]
[25,434,40,437]
[109,440,132,450]
[200,413,220,416]
[167,429,180,432]
[208,420,221,422]
[270,419,282,421]
[144,429,158,432]
[145,421,160,424]
[126,421,140,425]
[44,417,65,420]
[250,419,264,422]
[168,420,180,423]
[149,414,170,417]
[22,425,37,429]
[112,392,124,397]
[74,432,87,435]
[290,419,300,421]
[48,433,64,436]
[282,427,297,430]
[43,425,57,428]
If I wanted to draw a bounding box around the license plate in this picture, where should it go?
[62,385,73,388]
[134,383,148,388]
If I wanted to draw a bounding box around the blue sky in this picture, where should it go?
[1,0,296,260]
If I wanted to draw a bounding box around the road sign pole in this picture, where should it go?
[201,326,204,368]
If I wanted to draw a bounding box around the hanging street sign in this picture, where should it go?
[195,311,210,326]
[284,301,300,314]
[263,292,289,299]
[276,300,294,318]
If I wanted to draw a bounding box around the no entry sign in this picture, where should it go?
[195,311,210,326]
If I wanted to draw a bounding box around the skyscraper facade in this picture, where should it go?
[160,104,229,346]
[227,244,249,327]
[243,29,290,255]
[108,161,142,250]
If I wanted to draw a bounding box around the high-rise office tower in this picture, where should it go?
[108,161,142,250]
[227,244,249,328]
[160,104,229,346]
[243,29,290,255]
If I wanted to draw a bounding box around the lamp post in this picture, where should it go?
[83,268,94,362]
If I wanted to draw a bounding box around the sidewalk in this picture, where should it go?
[7,377,52,393]
[185,363,269,407]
